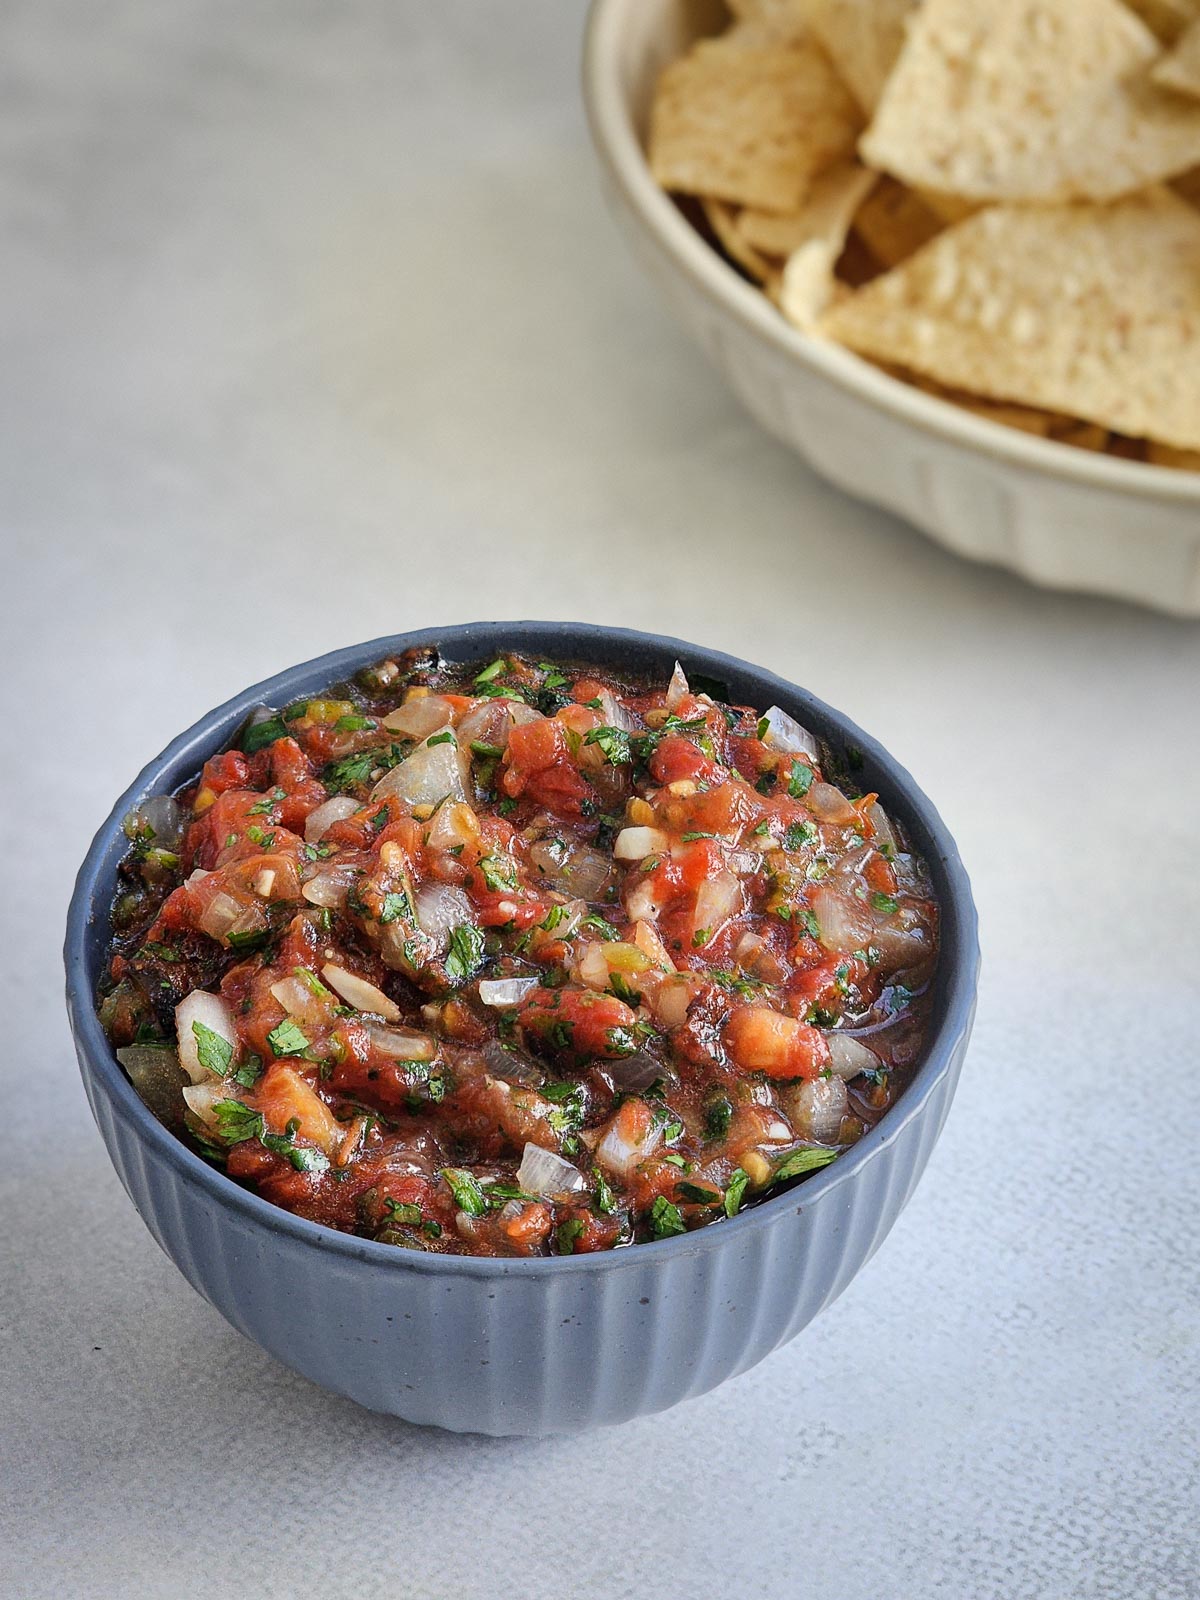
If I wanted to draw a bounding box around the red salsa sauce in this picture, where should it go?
[100,649,938,1256]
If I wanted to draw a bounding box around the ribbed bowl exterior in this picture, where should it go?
[582,0,1200,618]
[66,622,980,1436]
[74,1011,969,1434]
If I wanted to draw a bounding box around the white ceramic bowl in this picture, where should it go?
[582,0,1200,616]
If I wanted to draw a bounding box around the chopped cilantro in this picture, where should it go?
[232,1056,263,1088]
[788,761,814,798]
[724,1168,749,1217]
[785,820,818,851]
[773,1147,839,1182]
[681,831,717,842]
[871,892,900,915]
[594,1169,617,1214]
[333,713,375,732]
[248,788,284,816]
[584,725,632,766]
[241,715,288,754]
[378,889,413,926]
[607,972,642,1006]
[678,1181,722,1206]
[474,657,508,683]
[191,1020,234,1077]
[267,1018,309,1057]
[322,751,378,792]
[556,1217,586,1254]
[212,1100,262,1143]
[582,912,619,940]
[444,923,485,985]
[442,1167,487,1216]
[650,1196,686,1239]
[479,854,517,891]
[705,1096,734,1140]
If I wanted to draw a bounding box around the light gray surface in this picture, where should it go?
[1,3,1197,1596]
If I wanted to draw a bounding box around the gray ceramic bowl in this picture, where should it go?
[65,622,979,1435]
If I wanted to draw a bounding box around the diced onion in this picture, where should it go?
[613,826,668,861]
[365,1023,437,1061]
[827,1033,880,1081]
[457,699,541,751]
[425,800,480,853]
[692,870,741,936]
[665,661,689,711]
[414,883,474,950]
[182,1079,229,1130]
[478,977,540,1008]
[595,1105,662,1178]
[116,1044,186,1125]
[866,801,898,856]
[727,849,763,875]
[787,1076,848,1142]
[321,963,401,1022]
[576,943,610,991]
[269,975,326,1024]
[633,919,675,972]
[759,706,818,759]
[806,781,859,825]
[606,1050,663,1092]
[624,879,661,922]
[597,688,640,732]
[381,695,456,740]
[811,885,872,954]
[128,795,185,852]
[304,796,359,844]
[301,858,363,909]
[649,973,696,1029]
[372,736,468,808]
[517,1142,587,1197]
[176,990,237,1084]
[528,838,616,900]
[196,891,244,943]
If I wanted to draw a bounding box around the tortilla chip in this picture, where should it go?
[1123,0,1199,45]
[1147,440,1200,467]
[850,176,945,266]
[819,189,1200,450]
[802,0,917,112]
[860,0,1200,202]
[727,0,806,20]
[737,162,878,254]
[1152,17,1200,94]
[649,33,861,212]
[1048,418,1110,451]
[734,164,876,327]
[702,197,779,283]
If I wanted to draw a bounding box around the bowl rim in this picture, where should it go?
[581,0,1200,503]
[65,620,980,1279]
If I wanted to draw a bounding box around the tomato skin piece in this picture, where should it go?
[724,1005,830,1080]
[502,718,595,820]
[518,985,639,1060]
[648,734,715,788]
[197,750,251,800]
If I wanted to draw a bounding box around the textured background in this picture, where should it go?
[2,3,1198,1596]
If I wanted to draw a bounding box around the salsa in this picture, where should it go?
[100,649,938,1257]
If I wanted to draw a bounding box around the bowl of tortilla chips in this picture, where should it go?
[583,0,1200,615]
